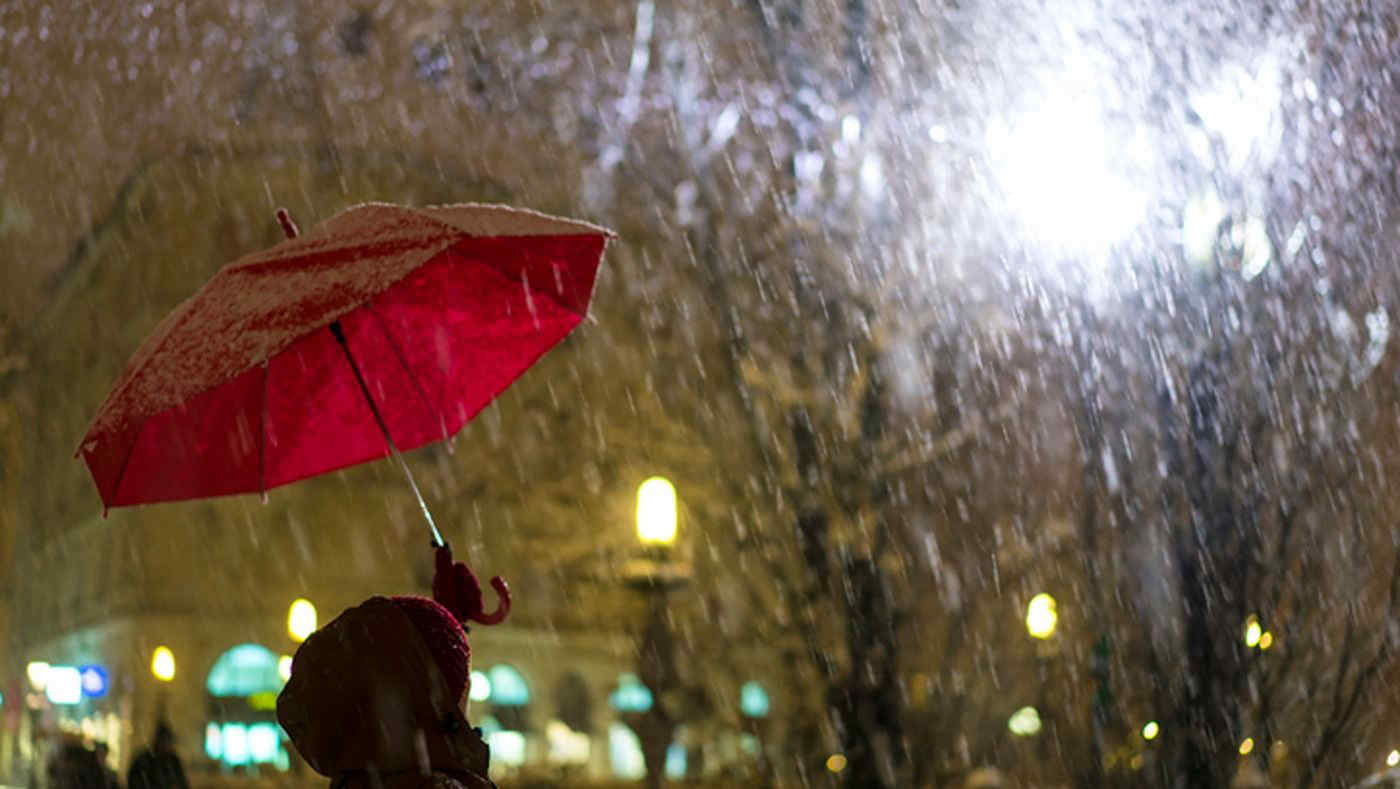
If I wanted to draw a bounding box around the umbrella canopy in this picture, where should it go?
[79,202,612,521]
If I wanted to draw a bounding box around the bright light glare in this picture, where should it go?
[1388,749,1399,768]
[151,646,176,682]
[1244,615,1262,648]
[1239,738,1255,756]
[1190,54,1282,171]
[1142,721,1160,741]
[986,75,1148,252]
[277,655,293,682]
[636,477,678,545]
[469,670,492,702]
[287,599,318,642]
[1008,706,1042,736]
[826,754,848,773]
[25,662,50,691]
[1026,593,1059,639]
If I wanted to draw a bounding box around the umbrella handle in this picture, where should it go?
[329,320,446,548]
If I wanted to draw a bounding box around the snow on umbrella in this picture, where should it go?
[78,202,613,548]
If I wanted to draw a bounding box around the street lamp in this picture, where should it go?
[623,476,690,789]
[1026,593,1058,640]
[288,598,318,643]
[151,646,176,682]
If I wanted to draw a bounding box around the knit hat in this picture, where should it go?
[276,544,509,778]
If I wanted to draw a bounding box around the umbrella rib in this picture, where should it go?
[365,304,450,444]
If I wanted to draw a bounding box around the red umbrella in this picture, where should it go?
[79,202,613,546]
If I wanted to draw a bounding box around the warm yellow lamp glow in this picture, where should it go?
[1142,721,1160,741]
[1008,706,1043,736]
[1258,631,1274,650]
[1239,738,1255,756]
[25,662,50,691]
[151,647,176,682]
[825,754,848,773]
[288,599,318,643]
[1026,593,1058,639]
[636,477,678,546]
[1244,615,1262,648]
[278,655,293,682]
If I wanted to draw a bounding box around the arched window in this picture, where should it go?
[204,644,289,772]
[486,664,531,706]
[608,723,646,780]
[608,673,653,713]
[483,664,531,736]
[739,680,770,719]
[206,644,282,697]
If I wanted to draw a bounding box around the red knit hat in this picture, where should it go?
[276,544,510,778]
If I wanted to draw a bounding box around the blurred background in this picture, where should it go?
[4,1,1400,788]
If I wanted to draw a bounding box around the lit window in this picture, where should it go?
[204,723,222,760]
[609,673,653,713]
[665,743,688,779]
[222,724,250,766]
[207,644,282,697]
[545,720,591,765]
[740,681,770,718]
[488,731,526,767]
[248,724,280,763]
[609,723,646,780]
[469,670,491,703]
[486,665,531,706]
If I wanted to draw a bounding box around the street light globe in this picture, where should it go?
[288,598,318,643]
[1025,593,1058,639]
[636,476,678,546]
[151,646,176,682]
[25,662,51,692]
[1244,614,1262,648]
[1008,706,1042,737]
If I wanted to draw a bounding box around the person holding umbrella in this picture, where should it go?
[276,543,509,789]
[78,201,611,789]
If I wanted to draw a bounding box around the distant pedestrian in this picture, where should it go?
[126,723,187,789]
[92,742,120,789]
[46,738,105,789]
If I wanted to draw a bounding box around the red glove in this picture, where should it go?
[432,543,511,626]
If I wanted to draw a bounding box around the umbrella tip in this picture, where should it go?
[275,208,299,239]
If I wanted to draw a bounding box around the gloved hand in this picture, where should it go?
[432,543,511,626]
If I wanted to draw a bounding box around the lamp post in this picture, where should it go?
[1024,594,1058,770]
[623,477,690,789]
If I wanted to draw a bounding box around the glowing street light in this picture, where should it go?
[288,598,318,642]
[151,646,176,682]
[1026,593,1058,640]
[825,754,848,773]
[1008,706,1043,737]
[1239,738,1255,756]
[1244,615,1262,648]
[1387,749,1399,768]
[1142,721,1160,741]
[25,661,50,691]
[635,477,678,546]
